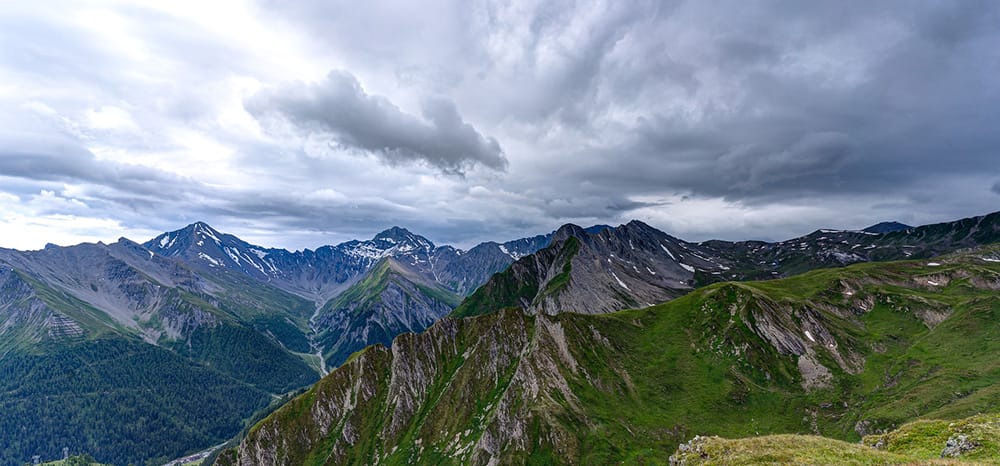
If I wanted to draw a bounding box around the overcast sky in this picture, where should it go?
[1,0,999,251]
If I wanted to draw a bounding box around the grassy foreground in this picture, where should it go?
[670,413,1000,465]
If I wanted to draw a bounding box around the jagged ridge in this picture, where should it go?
[220,246,1000,464]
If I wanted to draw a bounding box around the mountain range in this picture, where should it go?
[1,211,998,465]
[219,221,1000,465]
[0,223,553,465]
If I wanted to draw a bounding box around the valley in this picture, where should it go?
[219,244,1000,464]
[1,210,997,465]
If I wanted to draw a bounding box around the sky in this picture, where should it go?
[1,0,999,251]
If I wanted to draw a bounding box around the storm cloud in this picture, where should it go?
[0,0,998,250]
[245,71,506,174]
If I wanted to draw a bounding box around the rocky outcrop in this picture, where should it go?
[220,247,1000,465]
[941,434,979,458]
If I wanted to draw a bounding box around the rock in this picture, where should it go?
[669,435,709,466]
[940,434,979,457]
[854,420,872,437]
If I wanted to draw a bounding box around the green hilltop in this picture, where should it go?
[218,246,1000,464]
[670,412,1000,464]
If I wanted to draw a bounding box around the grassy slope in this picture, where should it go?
[514,253,998,463]
[222,248,1000,464]
[670,412,1000,465]
[0,264,320,465]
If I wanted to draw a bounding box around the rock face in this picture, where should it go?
[0,222,557,465]
[454,221,734,318]
[219,246,1000,465]
[144,223,554,304]
[455,211,1000,318]
[312,258,461,367]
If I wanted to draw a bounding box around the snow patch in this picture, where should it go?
[499,244,521,259]
[198,252,221,267]
[646,266,656,275]
[660,243,676,260]
[158,235,171,248]
[225,247,242,264]
[805,330,816,342]
[927,280,940,286]
[679,263,695,273]
[610,271,630,290]
[926,262,941,266]
[196,224,222,244]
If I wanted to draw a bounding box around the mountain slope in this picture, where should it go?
[312,257,461,367]
[453,221,730,317]
[699,210,1000,278]
[455,211,1000,318]
[0,221,566,465]
[0,240,321,465]
[0,337,274,466]
[219,246,1000,465]
[144,223,554,303]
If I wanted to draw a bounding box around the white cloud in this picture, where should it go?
[0,0,998,250]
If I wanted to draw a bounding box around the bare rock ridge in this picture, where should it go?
[1,210,998,465]
[0,221,558,464]
[144,222,555,303]
[218,244,1000,465]
[455,211,1000,318]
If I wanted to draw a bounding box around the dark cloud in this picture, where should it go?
[245,71,507,174]
[2,1,1000,250]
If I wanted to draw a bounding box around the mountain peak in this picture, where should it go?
[186,221,222,236]
[374,226,414,240]
[369,226,435,250]
[552,223,588,242]
[862,221,912,234]
[585,224,613,234]
[623,219,658,232]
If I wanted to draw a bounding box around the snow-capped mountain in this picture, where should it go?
[144,222,557,303]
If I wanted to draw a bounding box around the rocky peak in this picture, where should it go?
[862,221,912,234]
[373,226,435,250]
[551,224,588,242]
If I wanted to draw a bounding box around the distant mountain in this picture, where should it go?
[0,222,561,465]
[218,245,1000,465]
[862,221,912,233]
[313,258,461,367]
[144,223,555,303]
[456,211,1000,318]
[0,239,319,465]
[454,221,723,317]
[7,211,999,465]
[142,222,560,370]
